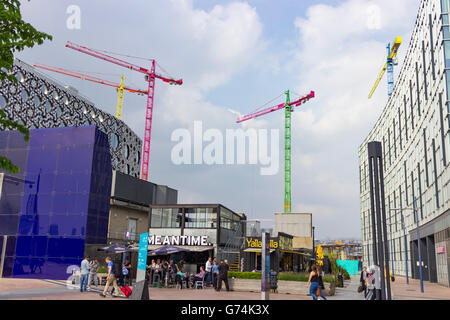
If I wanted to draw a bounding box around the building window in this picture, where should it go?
[160,208,182,228]
[0,95,7,109]
[127,218,137,241]
[151,208,162,228]
[220,207,240,231]
[185,207,216,229]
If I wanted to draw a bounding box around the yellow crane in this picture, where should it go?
[368,37,402,99]
[116,75,125,120]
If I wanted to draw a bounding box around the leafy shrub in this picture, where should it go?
[97,266,108,274]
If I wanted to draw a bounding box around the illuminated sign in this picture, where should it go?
[148,234,212,246]
[245,237,278,249]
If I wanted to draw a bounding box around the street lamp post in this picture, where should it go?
[413,197,424,293]
[312,226,315,264]
[389,219,394,277]
[401,213,409,284]
[389,208,411,285]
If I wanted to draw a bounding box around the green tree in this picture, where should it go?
[0,0,52,174]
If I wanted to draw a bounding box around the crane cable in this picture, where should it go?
[247,92,285,115]
[93,48,175,80]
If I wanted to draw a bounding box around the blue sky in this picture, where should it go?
[16,0,420,239]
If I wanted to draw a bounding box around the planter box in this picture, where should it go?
[229,278,335,296]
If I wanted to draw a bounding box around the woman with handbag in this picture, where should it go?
[307,265,327,300]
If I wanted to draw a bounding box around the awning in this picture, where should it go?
[243,248,275,253]
[280,250,306,255]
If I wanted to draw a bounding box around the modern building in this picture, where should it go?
[359,0,450,287]
[0,126,112,280]
[274,212,313,251]
[147,204,246,273]
[0,58,142,177]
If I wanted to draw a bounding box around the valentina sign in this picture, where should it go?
[148,235,211,246]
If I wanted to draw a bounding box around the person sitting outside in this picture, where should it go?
[175,265,189,289]
[193,266,206,288]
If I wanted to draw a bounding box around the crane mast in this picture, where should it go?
[284,90,292,213]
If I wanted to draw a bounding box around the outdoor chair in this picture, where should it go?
[152,272,162,287]
[194,275,205,289]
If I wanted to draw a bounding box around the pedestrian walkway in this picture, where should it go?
[390,276,450,300]
[329,275,364,300]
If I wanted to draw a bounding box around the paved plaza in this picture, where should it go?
[0,275,448,300]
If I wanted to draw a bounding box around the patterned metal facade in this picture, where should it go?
[0,58,142,178]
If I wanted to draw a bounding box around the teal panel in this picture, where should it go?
[337,260,359,275]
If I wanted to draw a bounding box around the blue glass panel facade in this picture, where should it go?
[0,126,112,280]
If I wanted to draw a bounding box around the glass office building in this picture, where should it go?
[0,126,112,280]
[359,0,450,287]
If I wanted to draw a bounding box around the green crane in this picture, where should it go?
[236,90,315,213]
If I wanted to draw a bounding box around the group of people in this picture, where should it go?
[79,256,132,297]
[144,256,231,291]
[306,265,327,300]
[203,257,230,291]
[79,256,100,292]
[146,258,179,285]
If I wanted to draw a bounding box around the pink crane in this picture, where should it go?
[65,41,182,181]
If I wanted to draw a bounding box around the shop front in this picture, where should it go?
[146,204,245,273]
[241,232,308,272]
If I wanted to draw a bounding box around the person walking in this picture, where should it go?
[217,259,230,292]
[80,256,90,292]
[100,257,120,298]
[122,260,132,286]
[365,266,376,300]
[212,257,219,290]
[87,259,99,289]
[316,266,327,300]
[360,266,368,297]
[205,257,212,287]
[307,265,322,300]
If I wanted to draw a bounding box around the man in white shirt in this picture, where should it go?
[205,257,212,287]
[80,256,90,292]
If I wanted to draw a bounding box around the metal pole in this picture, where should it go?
[368,148,378,266]
[413,197,424,293]
[312,226,315,264]
[390,221,394,277]
[401,213,409,284]
[373,154,386,300]
[0,235,7,278]
[378,154,392,300]
[261,232,270,300]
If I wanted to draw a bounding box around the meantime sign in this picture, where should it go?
[148,235,212,246]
